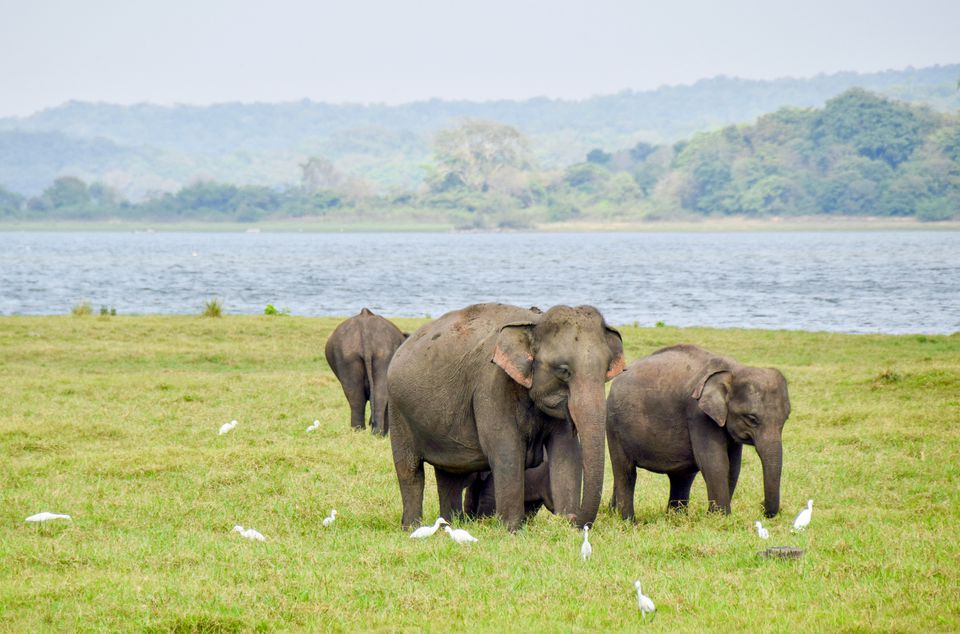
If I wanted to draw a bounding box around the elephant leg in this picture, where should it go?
[474,398,525,531]
[462,473,482,518]
[667,470,697,512]
[490,458,524,531]
[727,443,743,501]
[435,468,468,520]
[608,430,636,521]
[691,424,732,514]
[338,360,368,431]
[389,409,424,529]
[545,422,583,521]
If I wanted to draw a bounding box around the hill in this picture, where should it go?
[0,64,957,199]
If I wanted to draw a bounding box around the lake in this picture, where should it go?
[1,230,958,334]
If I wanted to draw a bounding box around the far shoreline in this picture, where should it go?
[1,216,959,233]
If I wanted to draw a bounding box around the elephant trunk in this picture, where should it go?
[757,435,782,518]
[567,379,607,528]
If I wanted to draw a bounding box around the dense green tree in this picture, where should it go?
[0,185,23,217]
[586,148,612,165]
[812,89,938,168]
[32,176,91,210]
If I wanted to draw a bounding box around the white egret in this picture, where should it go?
[232,525,266,541]
[322,509,337,527]
[306,420,320,432]
[410,517,449,539]
[581,524,592,561]
[25,512,72,523]
[755,521,770,539]
[634,580,656,620]
[792,499,813,532]
[219,420,238,435]
[443,525,478,544]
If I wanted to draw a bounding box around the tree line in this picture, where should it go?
[2,89,957,225]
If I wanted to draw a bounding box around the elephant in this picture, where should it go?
[387,303,625,531]
[324,308,407,436]
[463,457,555,519]
[606,344,790,520]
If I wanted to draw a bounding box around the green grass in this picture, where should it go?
[1,316,958,631]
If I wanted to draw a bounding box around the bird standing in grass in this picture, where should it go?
[792,499,813,532]
[755,521,770,539]
[410,517,449,539]
[444,525,478,543]
[581,524,592,561]
[322,509,337,527]
[306,420,320,432]
[233,525,266,541]
[219,420,238,435]
[25,512,71,523]
[634,580,655,620]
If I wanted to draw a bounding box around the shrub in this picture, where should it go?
[71,301,92,316]
[264,304,290,316]
[202,298,223,318]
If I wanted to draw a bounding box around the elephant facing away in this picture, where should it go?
[325,308,407,436]
[387,303,625,531]
[606,344,790,520]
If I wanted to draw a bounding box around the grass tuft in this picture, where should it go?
[70,301,92,316]
[202,298,223,318]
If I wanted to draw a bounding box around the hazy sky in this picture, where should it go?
[1,0,957,117]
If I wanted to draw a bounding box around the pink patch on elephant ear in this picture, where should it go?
[493,345,534,388]
[606,353,626,381]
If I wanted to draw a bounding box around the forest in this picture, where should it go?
[1,88,958,226]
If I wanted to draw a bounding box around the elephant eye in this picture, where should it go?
[744,414,760,426]
[553,364,572,381]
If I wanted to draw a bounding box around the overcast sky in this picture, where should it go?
[0,0,957,118]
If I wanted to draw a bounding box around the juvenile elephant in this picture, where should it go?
[463,458,555,519]
[325,308,407,436]
[606,344,790,519]
[387,303,625,531]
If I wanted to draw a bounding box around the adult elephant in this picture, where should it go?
[606,345,790,520]
[325,308,407,436]
[388,303,625,531]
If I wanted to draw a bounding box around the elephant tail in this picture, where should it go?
[361,332,385,433]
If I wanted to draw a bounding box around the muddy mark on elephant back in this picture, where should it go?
[453,319,473,337]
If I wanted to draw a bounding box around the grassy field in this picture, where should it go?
[1,315,958,632]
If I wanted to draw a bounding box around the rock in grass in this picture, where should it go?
[758,546,804,559]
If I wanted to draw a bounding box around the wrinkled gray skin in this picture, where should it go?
[464,458,555,519]
[325,308,407,436]
[607,345,790,519]
[388,303,625,531]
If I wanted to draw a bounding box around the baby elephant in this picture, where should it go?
[463,458,555,520]
[606,344,790,519]
[325,308,407,435]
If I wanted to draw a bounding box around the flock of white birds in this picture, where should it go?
[22,418,816,621]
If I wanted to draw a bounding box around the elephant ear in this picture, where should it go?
[693,369,732,427]
[493,322,536,388]
[605,326,626,381]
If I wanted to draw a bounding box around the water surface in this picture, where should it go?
[1,231,957,334]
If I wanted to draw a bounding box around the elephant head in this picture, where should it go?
[492,305,625,527]
[695,364,791,517]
